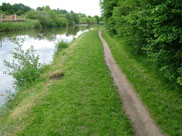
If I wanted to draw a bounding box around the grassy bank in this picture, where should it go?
[0,29,134,135]
[102,30,182,136]
[0,19,41,32]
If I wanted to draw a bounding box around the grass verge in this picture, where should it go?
[102,30,182,136]
[0,29,134,136]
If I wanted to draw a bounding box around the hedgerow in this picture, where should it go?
[101,0,182,85]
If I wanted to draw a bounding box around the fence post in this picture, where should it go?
[0,14,2,22]
[0,40,2,48]
[0,36,2,48]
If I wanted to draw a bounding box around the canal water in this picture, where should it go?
[0,26,91,108]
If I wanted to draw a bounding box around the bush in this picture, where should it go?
[4,43,41,87]
[56,41,68,53]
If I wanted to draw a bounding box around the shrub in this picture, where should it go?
[56,41,68,53]
[4,43,41,88]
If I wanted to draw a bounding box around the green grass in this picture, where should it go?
[102,30,182,136]
[0,19,41,32]
[0,29,134,136]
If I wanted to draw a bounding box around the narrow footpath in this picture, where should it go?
[98,30,164,136]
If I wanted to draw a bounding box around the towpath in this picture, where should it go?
[98,30,164,136]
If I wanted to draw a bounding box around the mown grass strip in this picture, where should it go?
[102,30,182,136]
[0,29,134,136]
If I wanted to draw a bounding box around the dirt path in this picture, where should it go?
[98,30,164,136]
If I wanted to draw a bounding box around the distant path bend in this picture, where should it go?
[98,30,164,136]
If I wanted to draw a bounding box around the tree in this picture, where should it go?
[72,13,79,24]
[0,3,31,15]
[94,15,100,24]
[16,9,24,16]
[43,6,51,11]
[66,13,74,26]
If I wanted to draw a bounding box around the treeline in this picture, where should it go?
[101,0,182,85]
[0,3,101,27]
[0,3,31,15]
[26,6,100,27]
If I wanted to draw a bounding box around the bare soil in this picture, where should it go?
[50,72,64,80]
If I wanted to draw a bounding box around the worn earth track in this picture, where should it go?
[98,30,164,136]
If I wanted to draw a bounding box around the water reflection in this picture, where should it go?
[0,26,91,108]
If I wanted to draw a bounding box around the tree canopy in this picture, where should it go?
[0,3,31,15]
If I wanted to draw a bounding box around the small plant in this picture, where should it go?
[4,43,41,88]
[56,41,68,53]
